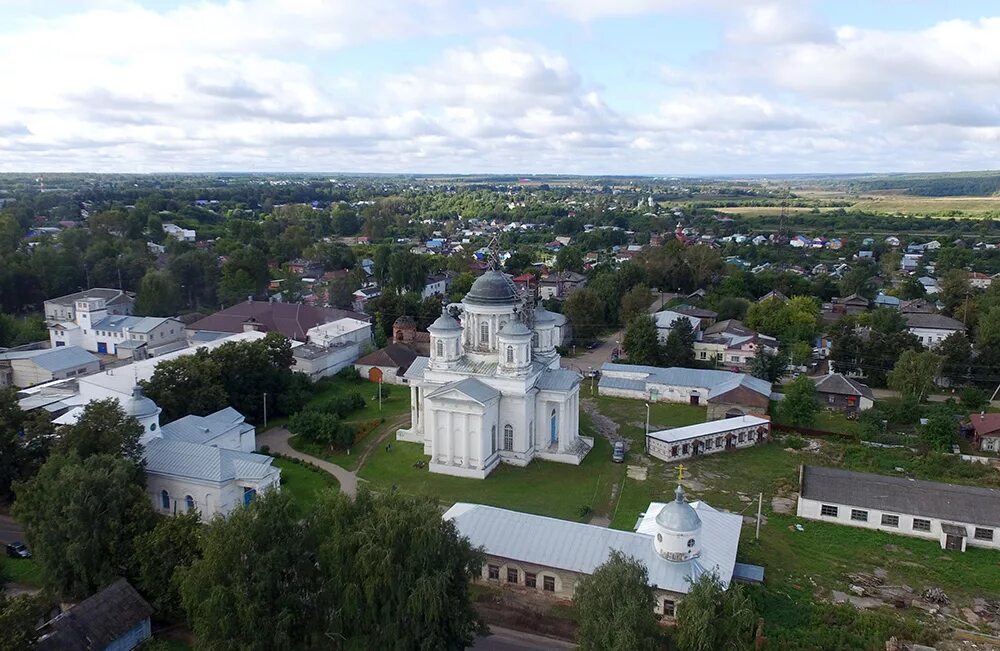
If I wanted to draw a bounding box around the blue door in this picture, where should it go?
[550,410,558,445]
[97,342,107,354]
[243,487,256,506]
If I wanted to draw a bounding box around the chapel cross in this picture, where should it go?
[676,464,687,481]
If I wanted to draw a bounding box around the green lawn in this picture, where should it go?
[306,375,411,422]
[592,395,706,450]
[359,431,624,522]
[2,557,44,588]
[272,457,339,512]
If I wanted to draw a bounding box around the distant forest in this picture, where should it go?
[841,171,1000,197]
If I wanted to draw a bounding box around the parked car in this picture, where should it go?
[612,441,625,463]
[5,541,31,559]
[586,341,602,350]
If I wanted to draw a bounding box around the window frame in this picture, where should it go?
[820,504,838,517]
[850,509,868,522]
[912,518,931,532]
[503,424,514,451]
[506,568,518,584]
[663,599,676,617]
[487,564,500,581]
[881,514,899,528]
[974,527,994,541]
[525,572,537,588]
[542,575,556,592]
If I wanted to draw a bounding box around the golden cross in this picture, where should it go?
[676,464,687,481]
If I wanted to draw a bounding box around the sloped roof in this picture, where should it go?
[968,413,1000,437]
[355,343,417,371]
[800,465,1000,527]
[0,346,98,372]
[427,378,500,404]
[703,319,754,337]
[36,579,151,651]
[904,312,965,331]
[45,288,132,307]
[648,415,769,443]
[159,407,250,445]
[812,373,874,400]
[535,368,581,391]
[599,363,772,401]
[446,500,742,594]
[144,438,275,482]
[186,300,368,341]
[92,315,176,333]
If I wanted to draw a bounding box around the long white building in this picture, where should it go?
[646,415,770,462]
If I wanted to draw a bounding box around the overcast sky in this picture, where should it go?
[1,0,998,175]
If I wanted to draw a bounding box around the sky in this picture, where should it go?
[1,0,999,175]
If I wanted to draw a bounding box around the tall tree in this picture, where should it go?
[0,388,54,503]
[622,315,662,367]
[574,551,659,651]
[0,592,51,651]
[563,287,604,341]
[938,332,973,386]
[749,349,786,383]
[133,511,202,621]
[56,398,145,466]
[778,375,819,427]
[888,350,943,402]
[134,269,182,316]
[919,414,956,452]
[142,350,229,422]
[555,246,584,273]
[619,284,654,325]
[662,318,696,367]
[676,572,756,651]
[13,453,155,599]
[938,268,973,319]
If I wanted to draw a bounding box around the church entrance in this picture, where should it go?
[550,409,558,445]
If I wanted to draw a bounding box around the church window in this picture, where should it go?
[663,599,676,617]
[503,424,513,451]
[481,322,489,345]
[506,345,514,364]
[532,332,539,348]
[851,509,868,522]
[525,572,537,588]
[488,564,500,581]
[506,568,518,583]
[657,533,662,542]
[881,514,899,527]
[912,518,931,532]
[550,409,558,445]
[150,423,157,432]
[670,446,678,457]
[160,490,170,510]
[543,575,555,592]
[491,425,497,453]
[185,495,195,511]
[820,504,838,517]
[687,538,695,548]
[436,340,444,357]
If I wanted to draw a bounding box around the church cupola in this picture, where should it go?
[653,485,702,562]
[125,385,163,444]
[428,311,462,370]
[497,321,532,375]
[532,305,558,355]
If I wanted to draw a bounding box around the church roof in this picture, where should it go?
[535,368,581,391]
[426,378,500,404]
[160,407,251,445]
[464,271,519,306]
[498,321,531,337]
[144,438,276,483]
[655,485,702,532]
[446,501,742,594]
[429,313,461,331]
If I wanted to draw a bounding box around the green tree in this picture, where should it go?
[0,592,51,651]
[919,414,956,452]
[938,268,973,318]
[779,375,819,427]
[619,284,653,325]
[13,453,155,599]
[574,551,659,651]
[839,262,877,299]
[447,272,476,303]
[714,297,750,321]
[676,572,756,651]
[749,349,786,383]
[938,332,973,386]
[555,246,584,273]
[142,350,229,422]
[662,318,695,367]
[56,398,145,466]
[563,287,604,341]
[0,388,54,502]
[888,350,943,402]
[135,269,182,316]
[133,511,202,621]
[622,315,661,367]
[217,266,257,306]
[898,276,925,300]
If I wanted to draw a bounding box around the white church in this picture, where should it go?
[397,269,592,478]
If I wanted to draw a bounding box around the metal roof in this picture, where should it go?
[427,378,500,404]
[600,363,771,400]
[464,271,519,306]
[36,579,151,651]
[648,415,769,444]
[812,373,875,400]
[535,368,581,392]
[0,346,98,372]
[904,312,965,331]
[144,438,276,482]
[91,315,176,334]
[445,501,742,594]
[45,288,131,307]
[800,465,1000,527]
[160,407,250,445]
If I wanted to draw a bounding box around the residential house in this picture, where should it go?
[812,373,875,416]
[0,346,100,388]
[797,465,1000,552]
[653,310,703,343]
[758,290,788,303]
[966,412,1000,452]
[36,579,152,651]
[422,272,454,299]
[904,312,965,348]
[900,298,936,314]
[287,258,324,277]
[969,272,993,290]
[352,286,381,313]
[901,254,922,273]
[695,319,778,370]
[918,276,939,295]
[163,223,196,242]
[538,271,587,300]
[831,294,869,316]
[874,293,901,309]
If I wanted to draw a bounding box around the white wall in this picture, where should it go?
[909,327,961,349]
[146,469,280,523]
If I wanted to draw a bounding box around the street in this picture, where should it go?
[469,626,575,650]
[0,514,25,545]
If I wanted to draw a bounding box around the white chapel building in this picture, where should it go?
[397,269,592,478]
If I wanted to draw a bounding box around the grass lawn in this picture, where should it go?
[272,457,339,512]
[359,427,624,522]
[592,395,706,448]
[2,557,44,588]
[306,375,410,422]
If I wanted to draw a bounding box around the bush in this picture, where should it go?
[316,392,366,419]
[288,410,353,449]
[960,386,988,410]
[783,435,806,450]
[337,366,360,380]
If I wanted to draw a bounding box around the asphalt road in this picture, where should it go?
[0,514,25,545]
[469,626,575,650]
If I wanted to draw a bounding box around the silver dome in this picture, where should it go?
[124,386,160,418]
[464,271,518,306]
[428,312,461,331]
[499,321,531,337]
[533,306,557,324]
[655,485,701,532]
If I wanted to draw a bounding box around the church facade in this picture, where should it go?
[397,270,592,478]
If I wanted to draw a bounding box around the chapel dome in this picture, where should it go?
[428,312,461,331]
[123,386,161,419]
[499,321,531,337]
[533,305,557,324]
[655,485,701,532]
[464,271,519,306]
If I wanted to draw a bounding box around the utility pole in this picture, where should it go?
[756,492,763,540]
[263,392,268,429]
[645,402,651,454]
[378,376,383,413]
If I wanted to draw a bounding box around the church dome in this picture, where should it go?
[428,312,461,331]
[124,386,160,419]
[655,485,701,532]
[464,271,518,306]
[533,305,557,324]
[499,321,531,337]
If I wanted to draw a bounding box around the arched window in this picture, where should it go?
[480,322,489,346]
[160,489,170,509]
[491,425,497,453]
[436,340,444,357]
[185,495,195,511]
[503,424,514,451]
[506,345,514,364]
[532,332,539,348]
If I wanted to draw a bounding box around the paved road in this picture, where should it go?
[0,514,25,545]
[469,626,575,650]
[562,294,665,374]
[257,427,359,496]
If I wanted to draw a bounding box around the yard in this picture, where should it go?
[2,556,44,588]
[272,457,339,512]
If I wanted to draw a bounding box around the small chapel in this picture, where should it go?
[397,266,592,478]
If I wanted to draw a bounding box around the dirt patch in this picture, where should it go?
[771,495,796,514]
[581,399,621,442]
[626,465,648,481]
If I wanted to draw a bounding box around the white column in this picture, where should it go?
[446,411,453,465]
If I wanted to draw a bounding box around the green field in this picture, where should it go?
[2,557,44,588]
[272,457,339,512]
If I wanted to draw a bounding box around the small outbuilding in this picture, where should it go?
[36,578,152,651]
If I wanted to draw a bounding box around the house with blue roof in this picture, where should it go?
[0,345,100,388]
[47,293,185,358]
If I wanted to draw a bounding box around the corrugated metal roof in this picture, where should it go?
[600,363,771,400]
[427,378,500,404]
[159,407,250,445]
[801,465,1000,527]
[404,356,430,380]
[144,438,275,482]
[598,376,647,392]
[0,346,98,372]
[535,368,581,391]
[648,415,769,443]
[445,500,742,594]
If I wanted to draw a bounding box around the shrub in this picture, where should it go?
[337,366,360,380]
[288,410,353,449]
[783,435,806,450]
[960,386,988,410]
[317,392,365,418]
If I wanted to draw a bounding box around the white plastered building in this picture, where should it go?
[397,270,592,479]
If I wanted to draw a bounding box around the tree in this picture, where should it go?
[745,296,818,347]
[574,551,659,651]
[714,297,750,321]
[898,276,925,300]
[676,572,756,651]
[133,511,202,621]
[662,318,695,367]
[12,453,155,598]
[135,270,182,316]
[0,592,51,651]
[177,490,322,651]
[555,246,584,273]
[860,309,922,386]
[938,332,973,386]
[839,262,877,299]
[779,375,819,427]
[142,350,228,422]
[447,271,476,303]
[218,266,257,306]
[749,349,786,383]
[619,284,653,325]
[938,268,973,318]
[622,315,661,366]
[888,350,943,402]
[563,287,604,341]
[920,414,956,452]
[56,398,145,466]
[0,388,54,503]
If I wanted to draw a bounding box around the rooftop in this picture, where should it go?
[186,300,368,341]
[904,312,965,331]
[0,346,98,372]
[36,579,151,651]
[45,288,132,307]
[355,343,418,371]
[812,373,875,400]
[144,437,276,482]
[648,415,770,444]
